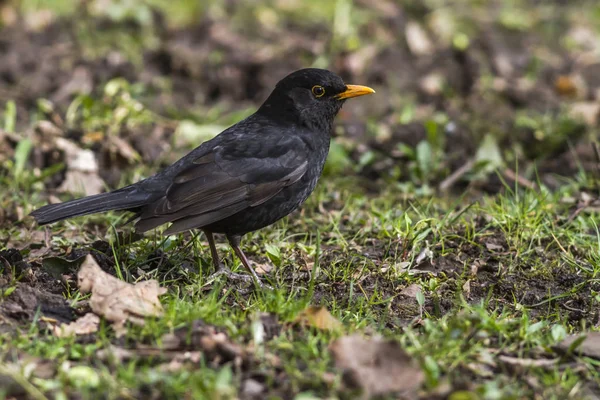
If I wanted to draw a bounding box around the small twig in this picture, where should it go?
[439,158,475,191]
[561,301,585,313]
[497,355,559,368]
[503,167,536,190]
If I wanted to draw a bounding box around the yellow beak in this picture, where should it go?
[335,84,376,100]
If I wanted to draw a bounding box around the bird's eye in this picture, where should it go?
[311,85,325,98]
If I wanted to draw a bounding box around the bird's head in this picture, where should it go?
[258,68,375,132]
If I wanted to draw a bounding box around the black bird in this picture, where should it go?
[30,68,374,284]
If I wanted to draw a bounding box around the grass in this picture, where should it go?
[2,171,600,398]
[2,0,600,398]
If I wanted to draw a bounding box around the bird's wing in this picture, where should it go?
[134,134,309,234]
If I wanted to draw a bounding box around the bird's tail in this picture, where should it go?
[30,186,152,225]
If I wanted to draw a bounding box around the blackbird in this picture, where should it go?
[31,68,374,285]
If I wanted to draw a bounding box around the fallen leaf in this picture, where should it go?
[462,280,471,298]
[568,102,600,127]
[55,138,105,196]
[420,73,445,96]
[159,352,203,372]
[253,262,272,275]
[331,334,424,398]
[108,134,140,162]
[241,378,265,399]
[405,21,434,56]
[55,138,97,172]
[554,75,579,97]
[295,306,342,331]
[485,242,504,251]
[52,313,100,338]
[399,284,421,298]
[415,246,433,265]
[555,332,600,359]
[77,255,167,335]
[97,320,247,370]
[82,131,105,144]
[470,259,484,276]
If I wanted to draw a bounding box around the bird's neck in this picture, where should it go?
[257,92,300,123]
[257,95,336,136]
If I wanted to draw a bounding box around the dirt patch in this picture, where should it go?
[0,2,598,199]
[0,283,74,324]
[1,2,600,397]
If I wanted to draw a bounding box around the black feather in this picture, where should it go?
[30,186,152,225]
[30,68,370,238]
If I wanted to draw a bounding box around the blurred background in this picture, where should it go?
[1,0,600,208]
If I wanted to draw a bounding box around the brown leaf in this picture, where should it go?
[77,255,167,335]
[97,320,248,370]
[555,75,579,97]
[253,262,273,275]
[555,332,600,359]
[108,135,140,162]
[462,280,471,298]
[405,21,434,56]
[331,334,424,398]
[55,138,105,196]
[82,131,105,144]
[399,284,421,298]
[52,313,99,338]
[241,378,266,399]
[485,242,504,251]
[295,306,342,331]
[568,102,600,127]
[470,259,484,276]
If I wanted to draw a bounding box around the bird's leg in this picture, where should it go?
[204,230,221,270]
[204,230,254,283]
[227,234,271,289]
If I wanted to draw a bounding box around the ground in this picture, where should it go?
[1,0,600,399]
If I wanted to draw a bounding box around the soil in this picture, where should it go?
[1,3,598,191]
[1,2,600,398]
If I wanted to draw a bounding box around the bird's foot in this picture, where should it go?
[208,265,254,283]
[206,264,273,291]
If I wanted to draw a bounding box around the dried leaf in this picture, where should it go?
[331,334,424,398]
[555,332,600,359]
[462,280,471,298]
[241,379,266,399]
[52,313,100,338]
[97,320,247,370]
[485,242,504,251]
[420,73,445,96]
[77,255,167,335]
[253,262,273,275]
[295,306,342,331]
[568,102,600,127]
[55,138,105,196]
[399,284,421,298]
[58,170,106,195]
[405,21,434,56]
[108,135,140,162]
[554,75,578,97]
